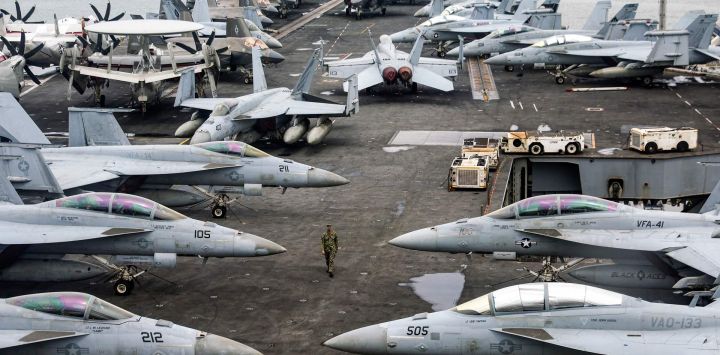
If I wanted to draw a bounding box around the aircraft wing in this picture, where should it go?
[491,328,715,354]
[324,57,376,79]
[285,100,346,116]
[0,223,150,245]
[0,330,88,349]
[436,24,505,34]
[519,228,720,278]
[179,98,237,111]
[46,155,238,190]
[75,65,206,84]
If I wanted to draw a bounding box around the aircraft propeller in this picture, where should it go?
[0,31,44,84]
[0,1,43,24]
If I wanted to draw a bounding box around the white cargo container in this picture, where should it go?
[628,127,698,153]
[448,156,489,190]
[500,131,585,155]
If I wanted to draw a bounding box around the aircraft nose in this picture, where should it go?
[484,53,510,65]
[389,227,437,251]
[235,232,287,257]
[195,334,263,355]
[190,130,212,144]
[306,168,350,187]
[265,37,283,49]
[266,49,285,64]
[446,47,460,57]
[389,29,418,43]
[323,324,388,354]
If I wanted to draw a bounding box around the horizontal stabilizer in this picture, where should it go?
[411,66,454,91]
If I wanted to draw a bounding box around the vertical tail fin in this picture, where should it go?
[0,14,6,36]
[621,20,657,41]
[226,17,253,38]
[581,0,611,31]
[409,30,425,67]
[596,3,638,37]
[511,0,536,20]
[700,177,720,214]
[0,144,64,202]
[470,4,495,20]
[174,69,197,107]
[68,108,133,147]
[429,0,443,18]
[496,0,513,14]
[292,49,321,96]
[684,13,718,48]
[344,74,359,115]
[160,0,193,20]
[251,46,267,93]
[192,0,212,22]
[369,32,382,71]
[672,10,705,31]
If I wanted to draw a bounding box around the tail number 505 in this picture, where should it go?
[407,326,429,336]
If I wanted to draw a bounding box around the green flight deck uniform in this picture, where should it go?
[321,227,338,277]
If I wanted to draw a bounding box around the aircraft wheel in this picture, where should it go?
[565,142,579,155]
[529,143,544,155]
[437,50,446,58]
[345,6,351,16]
[504,65,514,72]
[554,75,565,85]
[355,11,362,20]
[645,142,658,154]
[381,7,386,15]
[99,95,106,107]
[114,279,134,296]
[641,76,653,87]
[410,82,418,94]
[293,2,298,8]
[244,76,253,84]
[212,205,227,219]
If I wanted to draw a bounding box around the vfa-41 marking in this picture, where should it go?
[636,220,665,228]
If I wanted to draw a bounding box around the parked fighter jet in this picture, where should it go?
[0,147,285,295]
[158,0,282,48]
[175,47,359,145]
[345,0,388,20]
[325,282,720,354]
[390,0,561,56]
[485,12,720,85]
[450,1,636,59]
[0,31,43,97]
[1,291,262,354]
[0,94,348,218]
[324,33,458,93]
[391,194,720,291]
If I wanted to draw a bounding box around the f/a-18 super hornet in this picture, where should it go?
[324,33,458,93]
[175,46,359,145]
[157,0,282,49]
[0,93,349,218]
[325,282,720,355]
[390,0,562,56]
[485,12,720,85]
[0,146,285,295]
[450,1,638,59]
[0,292,262,354]
[390,194,720,291]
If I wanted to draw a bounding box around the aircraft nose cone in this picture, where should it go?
[389,228,437,251]
[195,334,263,355]
[484,53,509,65]
[323,324,388,354]
[190,130,212,144]
[265,49,285,64]
[235,233,287,256]
[265,37,283,49]
[389,29,418,43]
[307,168,350,187]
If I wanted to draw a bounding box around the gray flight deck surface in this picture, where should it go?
[3,2,720,354]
